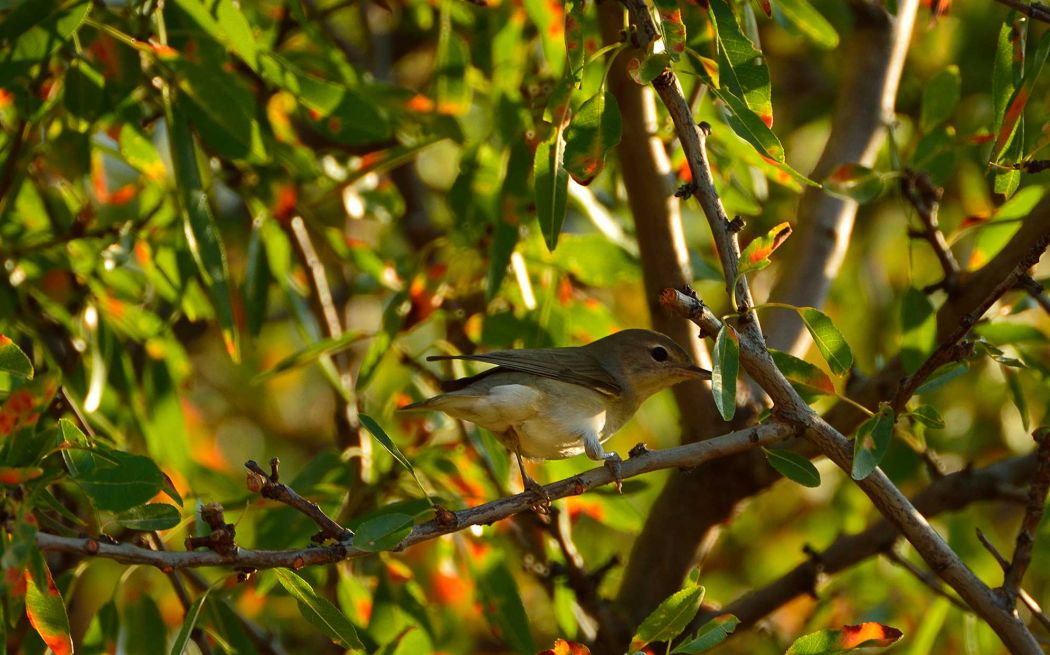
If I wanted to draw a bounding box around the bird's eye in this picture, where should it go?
[650,346,669,362]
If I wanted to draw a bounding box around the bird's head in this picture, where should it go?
[590,329,711,400]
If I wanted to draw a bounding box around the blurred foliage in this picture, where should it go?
[0,0,1048,653]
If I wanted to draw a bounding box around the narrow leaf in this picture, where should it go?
[115,503,181,531]
[274,569,364,650]
[673,614,740,653]
[770,349,835,395]
[1003,366,1030,432]
[851,404,895,481]
[352,512,414,552]
[763,448,821,487]
[631,583,706,649]
[25,564,73,655]
[167,102,240,361]
[915,362,968,394]
[799,308,853,375]
[253,331,368,382]
[774,0,839,49]
[712,324,739,421]
[169,590,210,655]
[534,129,569,251]
[359,414,432,504]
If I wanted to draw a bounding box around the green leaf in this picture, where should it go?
[990,16,1024,196]
[656,0,688,61]
[900,287,936,375]
[73,449,165,512]
[64,59,105,122]
[712,324,739,421]
[436,27,471,115]
[172,0,258,70]
[851,404,895,481]
[823,163,886,203]
[25,563,73,655]
[799,308,853,375]
[534,130,569,251]
[359,414,432,503]
[763,448,821,487]
[774,0,840,49]
[0,335,33,379]
[991,29,1050,162]
[169,590,209,655]
[770,349,835,395]
[274,569,364,650]
[739,222,792,274]
[631,582,706,649]
[915,362,968,394]
[115,503,181,531]
[785,622,903,654]
[706,0,772,121]
[921,65,961,132]
[475,556,536,654]
[167,102,240,361]
[253,331,369,383]
[974,321,1047,345]
[908,405,945,430]
[627,52,673,85]
[673,614,740,653]
[1004,366,1030,432]
[712,85,785,162]
[352,512,414,552]
[174,59,269,163]
[563,91,622,186]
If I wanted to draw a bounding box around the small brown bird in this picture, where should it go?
[402,329,710,498]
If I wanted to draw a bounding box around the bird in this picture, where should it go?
[401,329,711,502]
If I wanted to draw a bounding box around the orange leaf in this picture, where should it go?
[25,565,73,655]
[838,622,903,648]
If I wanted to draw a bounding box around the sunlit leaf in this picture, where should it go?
[254,331,369,382]
[0,335,33,379]
[739,222,792,274]
[169,590,209,655]
[25,563,73,655]
[673,614,740,653]
[630,582,706,650]
[360,414,432,503]
[785,622,903,654]
[770,349,835,395]
[799,308,853,375]
[115,503,181,531]
[712,324,739,421]
[823,163,886,203]
[627,53,673,85]
[773,0,839,49]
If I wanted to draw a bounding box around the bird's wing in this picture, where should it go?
[427,348,622,396]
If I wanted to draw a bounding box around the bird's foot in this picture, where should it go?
[524,476,551,514]
[603,454,623,494]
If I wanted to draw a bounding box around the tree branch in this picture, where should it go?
[1002,429,1050,604]
[38,423,796,570]
[700,453,1037,630]
[991,0,1050,22]
[902,169,960,292]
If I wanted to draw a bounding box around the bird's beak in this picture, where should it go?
[683,365,712,380]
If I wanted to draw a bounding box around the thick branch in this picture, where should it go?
[38,423,796,569]
[992,0,1050,22]
[766,0,919,353]
[664,289,1042,653]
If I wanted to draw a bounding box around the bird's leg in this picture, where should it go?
[583,432,623,494]
[506,431,550,512]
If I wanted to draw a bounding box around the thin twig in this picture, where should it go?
[902,169,959,291]
[884,548,969,610]
[245,458,354,543]
[1017,275,1050,317]
[975,527,1050,631]
[37,422,797,570]
[991,0,1050,22]
[1003,430,1050,604]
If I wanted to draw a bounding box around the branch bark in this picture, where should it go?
[37,423,796,570]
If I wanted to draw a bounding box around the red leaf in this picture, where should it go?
[838,622,903,649]
[25,565,73,655]
[537,638,592,655]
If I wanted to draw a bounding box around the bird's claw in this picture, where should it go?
[524,476,551,514]
[604,454,623,494]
